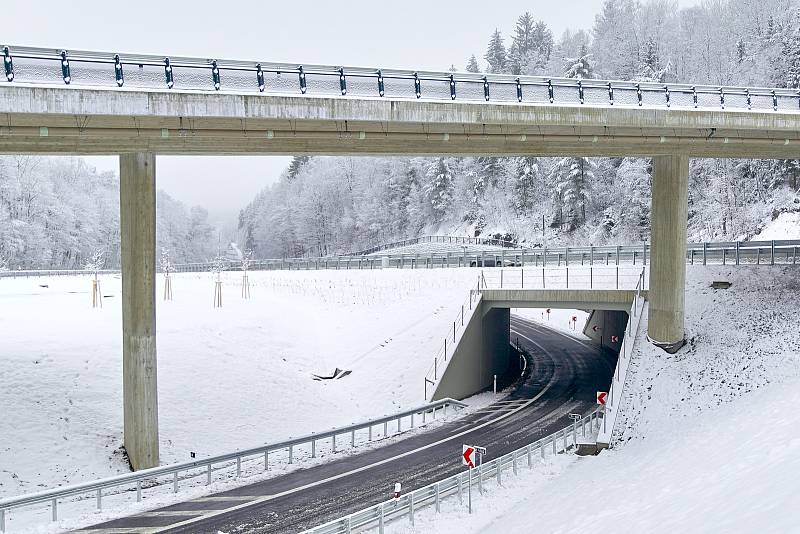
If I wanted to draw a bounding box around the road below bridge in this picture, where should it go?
[76,317,617,534]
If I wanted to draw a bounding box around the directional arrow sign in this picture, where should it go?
[611,335,619,343]
[462,445,475,468]
[592,325,599,332]
[597,391,608,405]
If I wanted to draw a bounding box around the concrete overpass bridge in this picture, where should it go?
[2,45,798,471]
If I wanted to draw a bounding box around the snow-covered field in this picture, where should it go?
[753,210,800,240]
[0,269,483,500]
[388,265,800,533]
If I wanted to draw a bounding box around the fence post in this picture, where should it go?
[643,242,647,265]
[703,242,707,265]
[771,240,775,265]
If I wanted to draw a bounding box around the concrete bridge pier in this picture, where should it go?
[119,153,160,470]
[648,154,689,353]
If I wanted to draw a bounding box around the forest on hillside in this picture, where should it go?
[238,0,800,258]
[0,157,216,269]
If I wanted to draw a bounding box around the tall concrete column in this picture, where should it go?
[648,154,689,353]
[119,153,159,470]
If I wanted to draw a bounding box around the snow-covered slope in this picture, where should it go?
[0,269,480,498]
[387,265,800,533]
[753,211,800,240]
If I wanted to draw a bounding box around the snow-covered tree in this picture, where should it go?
[484,30,508,74]
[465,54,480,73]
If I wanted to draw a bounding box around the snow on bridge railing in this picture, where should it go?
[0,398,467,532]
[3,45,800,112]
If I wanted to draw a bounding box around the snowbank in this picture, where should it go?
[388,265,800,533]
[753,210,800,240]
[0,269,480,498]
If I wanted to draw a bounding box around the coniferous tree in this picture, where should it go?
[485,30,508,74]
[466,54,480,73]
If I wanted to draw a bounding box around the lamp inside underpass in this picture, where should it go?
[60,50,71,84]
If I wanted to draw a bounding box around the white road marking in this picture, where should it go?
[149,366,557,533]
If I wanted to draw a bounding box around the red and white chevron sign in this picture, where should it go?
[597,391,608,405]
[611,335,619,343]
[462,445,475,468]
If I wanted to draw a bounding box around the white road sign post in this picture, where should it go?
[463,445,486,514]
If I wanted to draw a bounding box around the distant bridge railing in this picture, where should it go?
[3,45,800,113]
[0,398,466,533]
[0,240,796,279]
[347,235,521,256]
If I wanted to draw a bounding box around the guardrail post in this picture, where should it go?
[369,425,373,441]
[136,480,142,501]
[513,452,518,475]
[616,245,620,265]
[435,482,441,512]
[1,508,5,532]
[207,463,213,484]
[51,499,57,522]
[643,242,647,265]
[794,246,797,265]
[478,464,483,494]
[289,445,294,463]
[333,434,337,453]
[542,267,545,288]
[398,417,401,433]
[345,516,351,534]
[265,450,269,470]
[590,266,593,288]
[703,242,708,265]
[173,471,179,492]
[527,444,532,468]
[566,267,569,288]
[771,240,775,265]
[411,413,415,428]
[458,473,463,503]
[409,494,415,524]
[384,421,389,436]
[379,504,385,534]
[497,459,502,485]
[97,488,102,510]
[351,430,355,448]
[237,457,242,476]
[540,441,545,458]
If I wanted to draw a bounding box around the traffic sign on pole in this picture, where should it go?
[462,445,475,468]
[597,391,607,405]
[611,335,619,343]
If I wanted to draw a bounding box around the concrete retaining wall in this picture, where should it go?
[583,309,628,352]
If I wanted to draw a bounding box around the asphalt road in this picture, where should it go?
[76,316,617,534]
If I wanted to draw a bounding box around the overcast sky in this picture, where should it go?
[5,0,700,225]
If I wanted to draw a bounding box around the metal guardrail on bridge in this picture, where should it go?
[3,45,800,113]
[0,398,466,532]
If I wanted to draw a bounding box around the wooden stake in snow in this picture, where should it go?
[160,248,173,301]
[241,248,253,299]
[85,250,104,308]
[212,256,226,308]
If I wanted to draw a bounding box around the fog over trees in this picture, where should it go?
[238,0,800,257]
[0,157,216,269]
[3,0,800,268]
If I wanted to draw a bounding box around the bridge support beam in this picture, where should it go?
[120,153,160,470]
[648,154,689,353]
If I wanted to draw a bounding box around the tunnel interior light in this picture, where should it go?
[212,60,221,90]
[339,67,347,96]
[3,47,13,82]
[256,64,265,92]
[607,82,614,105]
[547,80,554,103]
[516,78,522,102]
[377,70,385,97]
[298,66,307,94]
[483,76,489,101]
[449,74,456,100]
[60,50,71,85]
[164,58,174,89]
[414,72,421,98]
[664,85,670,107]
[114,54,124,87]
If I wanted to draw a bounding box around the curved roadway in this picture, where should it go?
[77,316,617,534]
